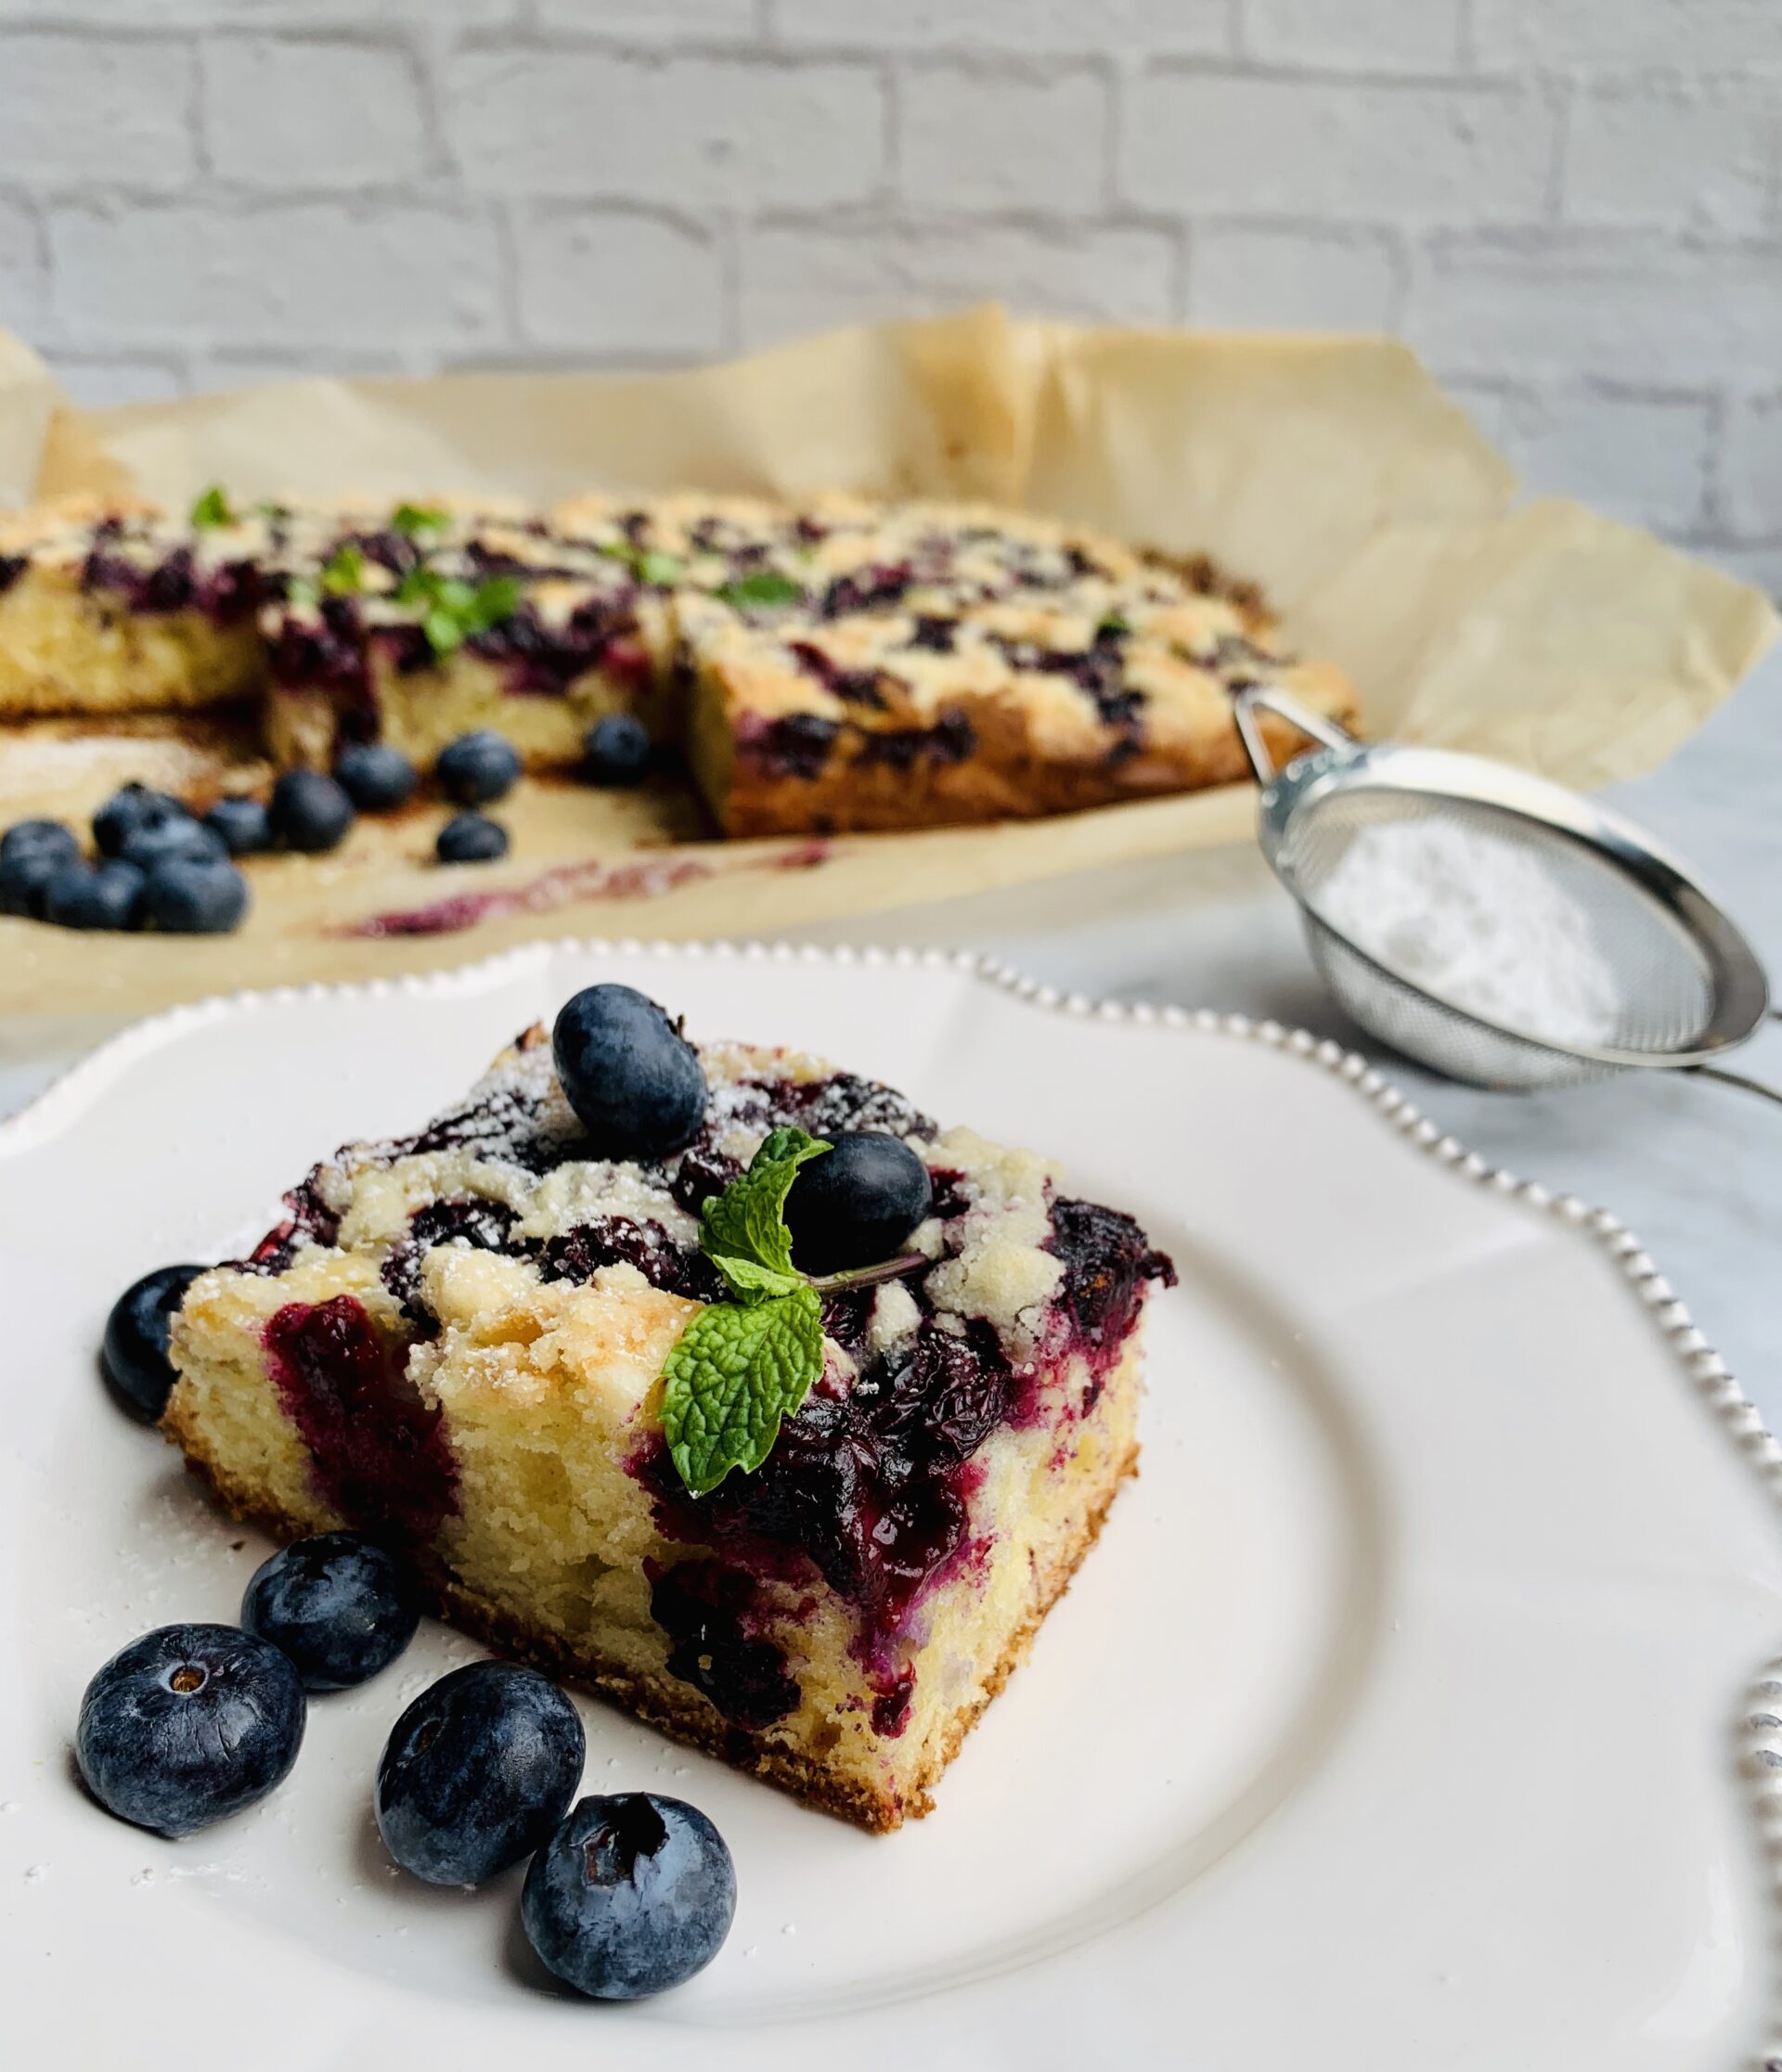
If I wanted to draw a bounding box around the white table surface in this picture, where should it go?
[5,661,1778,1418]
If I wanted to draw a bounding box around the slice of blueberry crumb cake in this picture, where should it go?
[161,986,1175,1831]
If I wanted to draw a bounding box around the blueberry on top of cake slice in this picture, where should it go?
[162,987,1173,1831]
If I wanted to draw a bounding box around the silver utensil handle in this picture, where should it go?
[1233,683,1359,785]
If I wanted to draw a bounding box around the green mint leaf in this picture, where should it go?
[717,570,803,611]
[392,502,447,535]
[283,574,319,611]
[320,544,365,596]
[1097,611,1131,638]
[597,541,686,586]
[636,549,684,586]
[701,1126,829,1293]
[463,574,522,633]
[659,1284,824,1496]
[189,485,234,529]
[395,567,520,655]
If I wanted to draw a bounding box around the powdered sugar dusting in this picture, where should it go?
[1313,816,1622,1048]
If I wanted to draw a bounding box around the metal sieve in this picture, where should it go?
[1232,684,1775,1100]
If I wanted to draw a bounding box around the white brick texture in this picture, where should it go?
[515,209,725,355]
[0,32,196,187]
[0,0,1776,581]
[739,223,1178,346]
[899,65,1108,215]
[202,38,433,190]
[447,51,886,208]
[1189,226,1401,332]
[48,202,504,349]
[1124,73,1557,225]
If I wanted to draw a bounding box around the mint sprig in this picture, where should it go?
[659,1285,825,1500]
[394,567,523,657]
[716,569,802,611]
[658,1127,830,1495]
[392,502,447,536]
[598,540,685,587]
[190,484,235,529]
[321,543,366,596]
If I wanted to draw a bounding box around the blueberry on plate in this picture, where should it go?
[0,839,76,918]
[102,1262,206,1419]
[43,857,147,932]
[241,1532,420,1692]
[269,769,355,854]
[375,1661,584,1886]
[582,714,652,789]
[334,741,419,813]
[436,729,522,806]
[93,784,186,858]
[522,1794,736,2000]
[120,813,226,873]
[783,1130,934,1275]
[203,794,274,856]
[76,1623,305,1837]
[143,855,250,934]
[435,811,509,865]
[551,985,707,1161]
[1,817,80,866]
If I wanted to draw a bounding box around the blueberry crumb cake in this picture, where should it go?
[0,484,1356,841]
[162,986,1174,1830]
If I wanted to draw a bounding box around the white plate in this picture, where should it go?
[3,942,1779,2070]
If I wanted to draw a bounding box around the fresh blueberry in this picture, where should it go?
[582,714,652,789]
[143,856,250,934]
[76,1623,305,1837]
[0,841,73,918]
[121,813,226,872]
[102,1262,205,1419]
[436,729,522,806]
[93,784,187,858]
[334,742,419,813]
[1,817,80,866]
[240,1532,420,1692]
[43,857,147,932]
[204,794,274,856]
[269,769,355,854]
[375,1661,584,1886]
[784,1131,934,1276]
[521,1795,736,2000]
[551,985,707,1161]
[435,812,509,865]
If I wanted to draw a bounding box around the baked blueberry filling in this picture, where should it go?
[0,553,25,595]
[855,710,976,771]
[787,641,885,708]
[638,1187,1170,1713]
[264,1294,458,1542]
[536,1216,723,1304]
[744,713,842,780]
[647,1560,800,1731]
[381,1197,520,1326]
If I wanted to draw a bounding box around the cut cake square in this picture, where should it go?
[162,1015,1173,1830]
[0,497,266,720]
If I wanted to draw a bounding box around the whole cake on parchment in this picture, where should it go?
[161,994,1175,1830]
[0,486,1356,839]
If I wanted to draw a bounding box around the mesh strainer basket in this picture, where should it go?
[1233,685,1772,1095]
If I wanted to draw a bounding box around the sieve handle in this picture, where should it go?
[1233,684,1360,785]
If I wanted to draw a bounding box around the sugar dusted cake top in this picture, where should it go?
[228,1018,1173,1672]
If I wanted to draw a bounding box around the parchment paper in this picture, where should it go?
[0,304,1772,1019]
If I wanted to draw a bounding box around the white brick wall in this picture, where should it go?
[0,0,1778,586]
